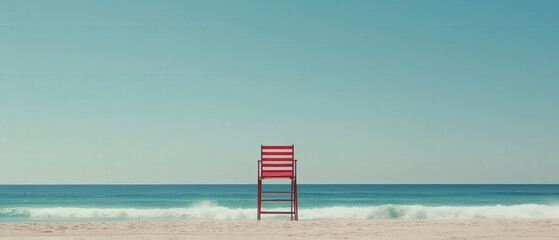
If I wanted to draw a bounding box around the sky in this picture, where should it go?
[1,0,558,184]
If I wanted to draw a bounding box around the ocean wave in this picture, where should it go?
[2,202,559,221]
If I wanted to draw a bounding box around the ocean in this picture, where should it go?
[1,184,558,222]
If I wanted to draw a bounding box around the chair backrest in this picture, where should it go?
[260,145,294,172]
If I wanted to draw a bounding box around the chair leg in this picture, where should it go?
[257,179,262,220]
[291,178,294,221]
[294,177,298,221]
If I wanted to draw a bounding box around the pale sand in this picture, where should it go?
[1,219,558,240]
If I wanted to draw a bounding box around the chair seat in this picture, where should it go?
[262,170,293,178]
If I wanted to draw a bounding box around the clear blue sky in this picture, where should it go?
[1,0,558,184]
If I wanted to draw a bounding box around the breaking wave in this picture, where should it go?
[2,201,559,221]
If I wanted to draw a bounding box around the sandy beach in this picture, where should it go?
[1,219,558,239]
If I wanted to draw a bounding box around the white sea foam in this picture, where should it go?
[299,204,559,219]
[3,202,559,220]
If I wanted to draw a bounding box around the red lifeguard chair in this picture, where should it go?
[257,145,298,220]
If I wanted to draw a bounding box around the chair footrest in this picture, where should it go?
[261,199,293,201]
[261,211,295,214]
[261,191,293,193]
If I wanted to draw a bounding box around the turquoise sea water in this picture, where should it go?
[1,184,558,222]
